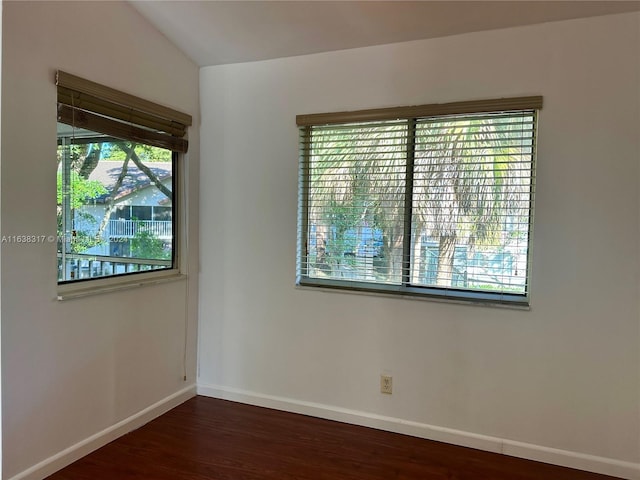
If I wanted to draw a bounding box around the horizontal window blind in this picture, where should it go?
[56,71,192,153]
[297,96,540,305]
[300,120,409,285]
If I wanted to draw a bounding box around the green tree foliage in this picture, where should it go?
[57,137,172,256]
[57,170,108,253]
[306,114,532,289]
[103,143,172,162]
[131,221,170,260]
[309,122,406,281]
[56,171,107,209]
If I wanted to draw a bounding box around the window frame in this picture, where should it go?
[55,71,190,297]
[296,96,541,307]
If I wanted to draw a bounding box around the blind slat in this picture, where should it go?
[56,71,192,127]
[56,70,191,153]
[57,105,188,153]
[58,87,186,137]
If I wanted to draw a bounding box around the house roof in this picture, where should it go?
[87,160,172,203]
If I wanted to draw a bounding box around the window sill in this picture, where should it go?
[296,279,530,310]
[57,271,186,301]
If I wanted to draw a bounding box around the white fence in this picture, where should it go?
[107,220,172,239]
[58,253,172,282]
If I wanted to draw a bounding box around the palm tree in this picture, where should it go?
[304,112,533,290]
[412,114,532,287]
[307,122,406,282]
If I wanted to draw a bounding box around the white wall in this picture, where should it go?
[198,12,640,477]
[1,2,199,478]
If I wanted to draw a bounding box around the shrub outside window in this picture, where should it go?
[296,97,541,306]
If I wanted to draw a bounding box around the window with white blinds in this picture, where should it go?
[297,97,541,306]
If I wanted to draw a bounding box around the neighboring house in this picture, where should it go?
[73,160,173,258]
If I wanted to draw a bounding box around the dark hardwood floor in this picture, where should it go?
[47,396,622,480]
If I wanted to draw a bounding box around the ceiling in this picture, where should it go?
[130,1,640,67]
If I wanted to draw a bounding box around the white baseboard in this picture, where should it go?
[197,383,640,480]
[9,384,197,480]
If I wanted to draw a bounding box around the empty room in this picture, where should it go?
[1,1,639,479]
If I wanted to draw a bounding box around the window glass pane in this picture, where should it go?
[132,206,152,221]
[411,113,534,294]
[153,206,172,221]
[57,123,174,282]
[111,205,131,220]
[305,122,407,284]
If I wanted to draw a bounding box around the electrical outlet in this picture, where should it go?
[380,375,393,394]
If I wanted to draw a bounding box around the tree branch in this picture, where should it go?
[97,145,134,238]
[119,144,172,199]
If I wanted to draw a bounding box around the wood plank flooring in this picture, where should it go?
[47,396,622,480]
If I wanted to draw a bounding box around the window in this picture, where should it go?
[56,71,191,285]
[297,97,541,306]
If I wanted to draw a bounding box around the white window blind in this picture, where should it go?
[297,97,540,306]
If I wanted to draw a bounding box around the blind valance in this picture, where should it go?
[56,70,192,153]
[296,96,543,127]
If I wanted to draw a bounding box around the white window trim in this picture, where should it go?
[57,270,186,301]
